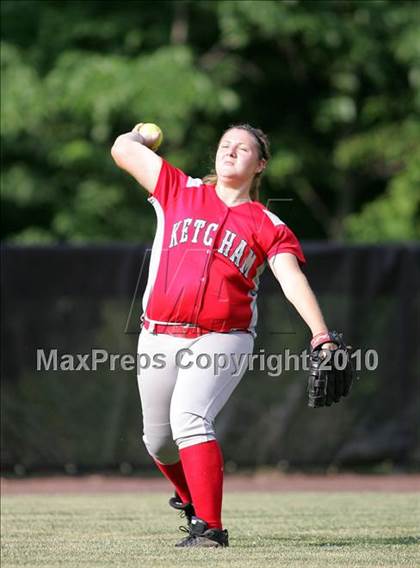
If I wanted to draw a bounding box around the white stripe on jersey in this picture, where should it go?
[186,176,203,188]
[262,209,285,226]
[248,260,267,337]
[142,196,165,313]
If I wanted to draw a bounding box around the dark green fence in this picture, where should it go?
[2,244,419,473]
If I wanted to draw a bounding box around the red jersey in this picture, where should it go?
[142,160,305,337]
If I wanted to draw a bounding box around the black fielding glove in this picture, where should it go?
[307,331,355,408]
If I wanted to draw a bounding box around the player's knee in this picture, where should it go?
[170,409,216,449]
[142,433,179,464]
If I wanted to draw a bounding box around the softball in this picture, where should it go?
[137,122,163,152]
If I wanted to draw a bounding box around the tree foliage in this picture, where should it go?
[1,0,419,243]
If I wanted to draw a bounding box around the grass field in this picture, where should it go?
[1,492,419,567]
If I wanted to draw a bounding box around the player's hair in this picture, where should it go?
[203,123,271,201]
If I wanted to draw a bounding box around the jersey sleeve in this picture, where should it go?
[150,159,191,210]
[266,223,306,264]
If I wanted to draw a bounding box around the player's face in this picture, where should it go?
[215,129,265,186]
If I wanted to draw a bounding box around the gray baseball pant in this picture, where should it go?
[136,327,254,464]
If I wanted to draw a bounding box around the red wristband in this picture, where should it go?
[311,332,332,350]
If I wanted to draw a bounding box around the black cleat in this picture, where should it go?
[175,516,229,548]
[168,492,195,525]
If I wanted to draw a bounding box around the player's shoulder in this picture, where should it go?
[251,201,286,227]
[171,163,204,190]
[160,159,203,189]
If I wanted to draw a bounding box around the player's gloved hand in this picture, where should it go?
[307,331,355,408]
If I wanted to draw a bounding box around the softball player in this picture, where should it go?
[111,123,337,548]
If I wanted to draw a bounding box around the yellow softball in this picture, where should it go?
[137,122,163,152]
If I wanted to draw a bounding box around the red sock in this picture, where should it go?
[179,440,224,529]
[154,460,192,504]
